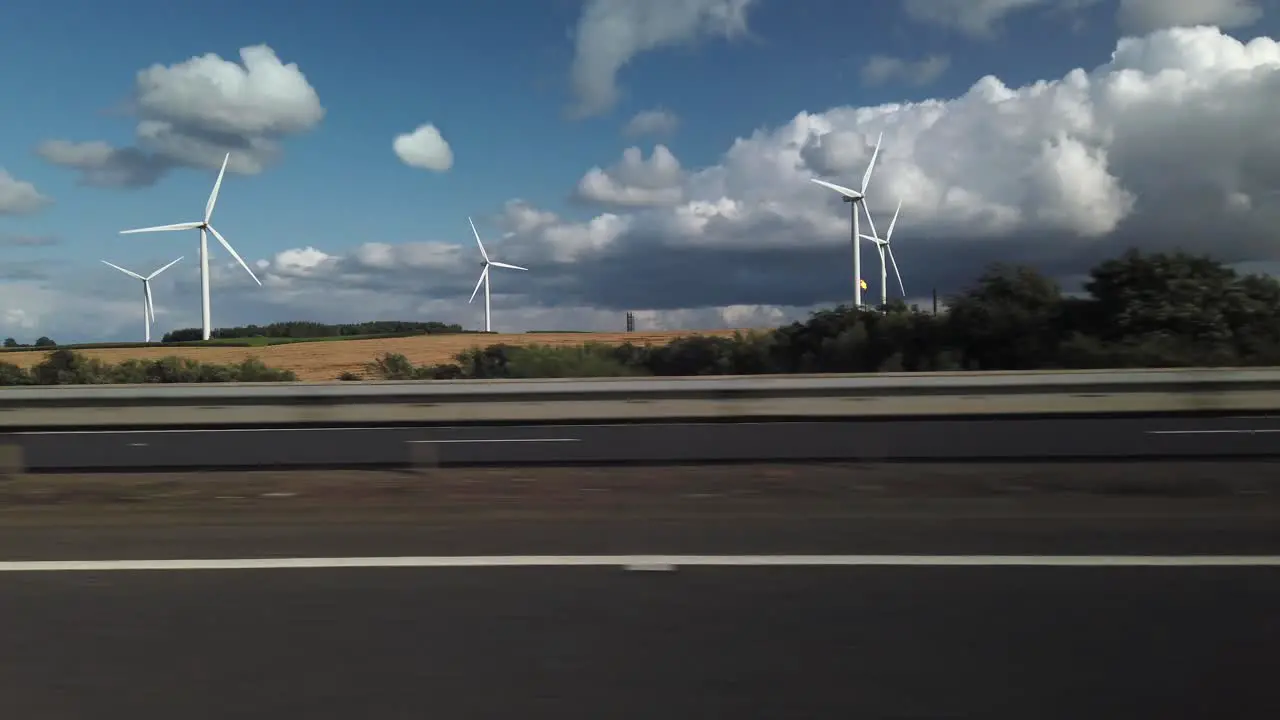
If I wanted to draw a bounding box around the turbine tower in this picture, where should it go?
[119,153,261,341]
[100,257,183,343]
[859,199,905,307]
[809,131,883,309]
[467,216,528,332]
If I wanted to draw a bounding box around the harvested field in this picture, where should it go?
[0,330,745,381]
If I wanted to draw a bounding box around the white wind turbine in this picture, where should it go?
[119,153,261,341]
[100,256,183,343]
[467,216,528,332]
[859,199,905,307]
[809,131,883,309]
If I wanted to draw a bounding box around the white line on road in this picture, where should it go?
[0,555,1278,573]
[404,438,580,444]
[1146,429,1280,435]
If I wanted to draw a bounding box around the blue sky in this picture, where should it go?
[3,0,1280,341]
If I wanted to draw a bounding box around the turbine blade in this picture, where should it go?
[469,266,489,304]
[885,198,902,243]
[100,260,144,280]
[120,221,203,234]
[888,246,905,296]
[145,256,184,280]
[145,281,156,325]
[208,225,262,286]
[488,261,528,271]
[809,178,862,200]
[860,131,882,195]
[857,234,884,243]
[468,216,489,262]
[206,153,229,223]
[862,200,878,244]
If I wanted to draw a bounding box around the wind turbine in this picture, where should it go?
[467,216,528,332]
[859,199,905,307]
[100,257,183,343]
[809,131,883,309]
[118,153,261,341]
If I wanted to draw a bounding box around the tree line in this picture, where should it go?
[161,320,467,342]
[0,349,296,385]
[363,249,1280,380]
[3,337,56,348]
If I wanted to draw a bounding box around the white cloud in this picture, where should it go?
[0,169,51,215]
[37,45,324,187]
[624,108,681,136]
[393,123,455,172]
[1116,0,1264,33]
[575,145,686,207]
[568,0,757,117]
[861,54,951,86]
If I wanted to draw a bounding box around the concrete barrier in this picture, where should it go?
[1,368,1279,428]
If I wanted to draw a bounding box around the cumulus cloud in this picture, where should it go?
[623,108,680,136]
[861,54,951,86]
[568,0,756,117]
[393,123,454,172]
[575,145,686,207]
[37,45,323,187]
[23,25,1280,341]
[0,169,51,214]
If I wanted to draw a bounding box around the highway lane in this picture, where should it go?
[0,562,1276,719]
[7,414,1280,469]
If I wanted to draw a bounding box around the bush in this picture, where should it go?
[0,350,296,385]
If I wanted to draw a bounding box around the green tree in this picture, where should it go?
[945,264,1065,369]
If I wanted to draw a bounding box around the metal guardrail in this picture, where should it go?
[0,368,1278,428]
[2,367,1280,400]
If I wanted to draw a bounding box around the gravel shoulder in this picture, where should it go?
[1,461,1277,526]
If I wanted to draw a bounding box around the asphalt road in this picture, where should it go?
[6,414,1280,470]
[1,499,1278,718]
[0,561,1276,719]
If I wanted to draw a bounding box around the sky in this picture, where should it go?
[4,0,1280,342]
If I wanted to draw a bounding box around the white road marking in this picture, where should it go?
[404,438,580,444]
[0,555,1277,573]
[1146,429,1280,435]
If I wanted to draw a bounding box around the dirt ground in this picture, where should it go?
[0,330,742,381]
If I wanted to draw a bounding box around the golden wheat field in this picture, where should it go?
[0,330,746,381]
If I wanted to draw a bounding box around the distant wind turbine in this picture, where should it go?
[467,216,528,332]
[100,257,183,343]
[859,199,905,307]
[119,153,261,341]
[809,131,883,309]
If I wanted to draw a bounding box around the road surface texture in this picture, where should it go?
[5,414,1280,470]
[0,462,1279,719]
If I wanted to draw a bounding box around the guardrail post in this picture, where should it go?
[408,440,441,476]
[0,444,25,482]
